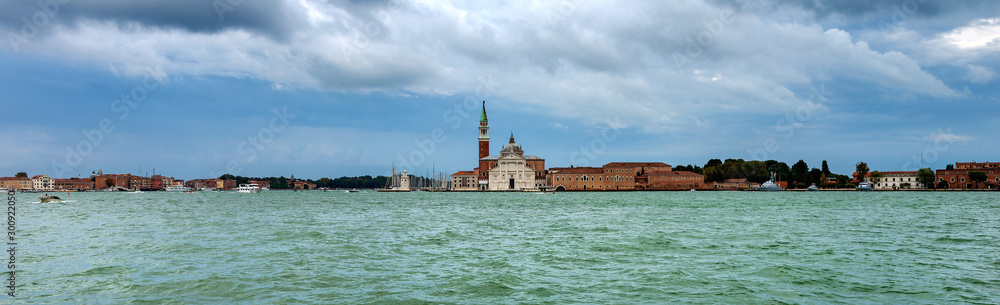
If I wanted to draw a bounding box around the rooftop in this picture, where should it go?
[604,162,671,168]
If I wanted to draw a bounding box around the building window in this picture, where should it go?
[951,178,955,182]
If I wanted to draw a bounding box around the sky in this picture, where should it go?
[1,0,998,180]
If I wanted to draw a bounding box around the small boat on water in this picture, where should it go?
[39,194,62,203]
[807,184,819,191]
[237,184,262,194]
[345,189,360,193]
[856,181,874,191]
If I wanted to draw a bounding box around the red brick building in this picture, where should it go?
[249,180,270,190]
[548,162,708,191]
[936,162,1000,190]
[93,174,132,190]
[54,178,94,191]
[294,180,317,190]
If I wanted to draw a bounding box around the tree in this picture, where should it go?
[675,165,703,174]
[740,161,769,183]
[703,166,725,183]
[855,162,869,182]
[946,164,955,170]
[917,168,935,189]
[791,160,809,188]
[969,171,987,189]
[809,168,823,185]
[704,159,723,169]
[821,160,830,177]
[768,162,791,183]
[105,178,114,189]
[870,171,883,184]
[14,172,27,178]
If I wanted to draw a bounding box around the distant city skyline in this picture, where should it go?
[2,0,998,180]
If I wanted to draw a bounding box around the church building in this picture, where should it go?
[451,102,546,191]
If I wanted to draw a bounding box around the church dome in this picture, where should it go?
[499,133,523,156]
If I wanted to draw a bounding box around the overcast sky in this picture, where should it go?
[2,0,998,180]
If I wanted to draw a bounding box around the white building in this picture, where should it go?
[31,175,54,191]
[875,171,922,189]
[487,134,538,191]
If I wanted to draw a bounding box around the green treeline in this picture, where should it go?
[674,159,854,189]
[218,174,389,189]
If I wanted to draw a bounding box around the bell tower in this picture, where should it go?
[478,101,489,160]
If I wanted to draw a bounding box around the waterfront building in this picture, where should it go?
[185,179,214,190]
[451,102,546,191]
[936,162,1000,190]
[93,174,133,190]
[548,162,706,191]
[54,178,94,191]
[449,102,706,191]
[874,171,922,189]
[294,180,317,190]
[715,178,751,190]
[219,179,237,190]
[0,177,33,191]
[31,175,54,191]
[151,175,174,191]
[185,178,237,190]
[450,171,477,191]
[487,134,540,191]
[129,175,153,191]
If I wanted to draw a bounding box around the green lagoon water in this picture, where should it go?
[16,191,1000,304]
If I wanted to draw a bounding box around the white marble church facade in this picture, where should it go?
[487,135,538,191]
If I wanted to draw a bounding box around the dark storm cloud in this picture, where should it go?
[761,0,999,19]
[0,0,306,40]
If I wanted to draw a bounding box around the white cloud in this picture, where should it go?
[0,0,965,134]
[940,18,1000,50]
[923,131,971,143]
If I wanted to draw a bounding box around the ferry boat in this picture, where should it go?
[756,173,783,191]
[237,184,262,193]
[166,184,190,192]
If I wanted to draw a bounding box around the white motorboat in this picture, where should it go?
[807,184,819,191]
[856,181,874,191]
[237,184,261,193]
[39,194,62,203]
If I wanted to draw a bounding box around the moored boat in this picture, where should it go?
[756,173,783,191]
[807,184,819,191]
[856,181,874,191]
[237,184,262,193]
[166,184,191,192]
